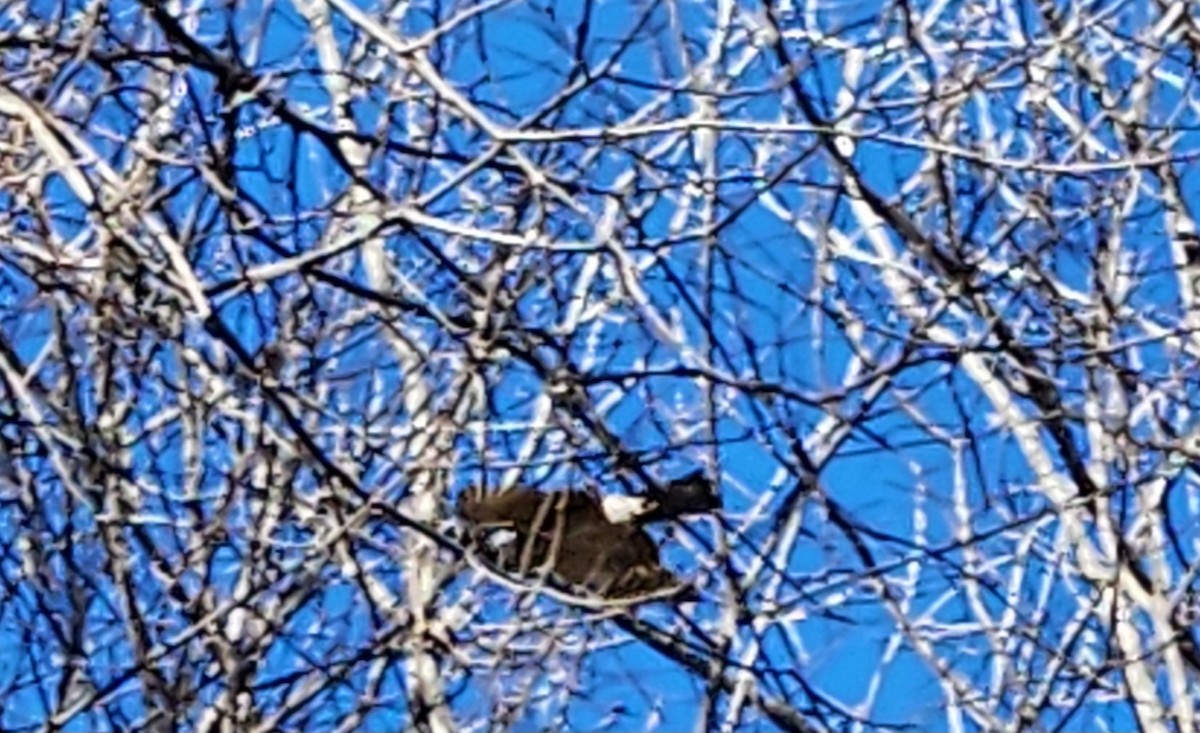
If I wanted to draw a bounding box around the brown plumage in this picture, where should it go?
[457,474,718,600]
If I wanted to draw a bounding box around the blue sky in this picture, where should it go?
[2,0,1198,730]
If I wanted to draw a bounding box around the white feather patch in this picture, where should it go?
[600,495,654,524]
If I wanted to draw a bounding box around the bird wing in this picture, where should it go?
[458,488,544,526]
[552,523,680,597]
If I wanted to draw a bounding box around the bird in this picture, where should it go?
[456,471,719,600]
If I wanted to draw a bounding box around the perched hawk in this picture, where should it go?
[457,471,719,600]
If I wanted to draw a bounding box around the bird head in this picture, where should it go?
[654,470,721,517]
[599,470,721,525]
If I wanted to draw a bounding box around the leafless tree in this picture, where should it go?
[2,0,1200,731]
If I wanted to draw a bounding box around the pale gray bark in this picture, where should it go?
[1,0,1200,731]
